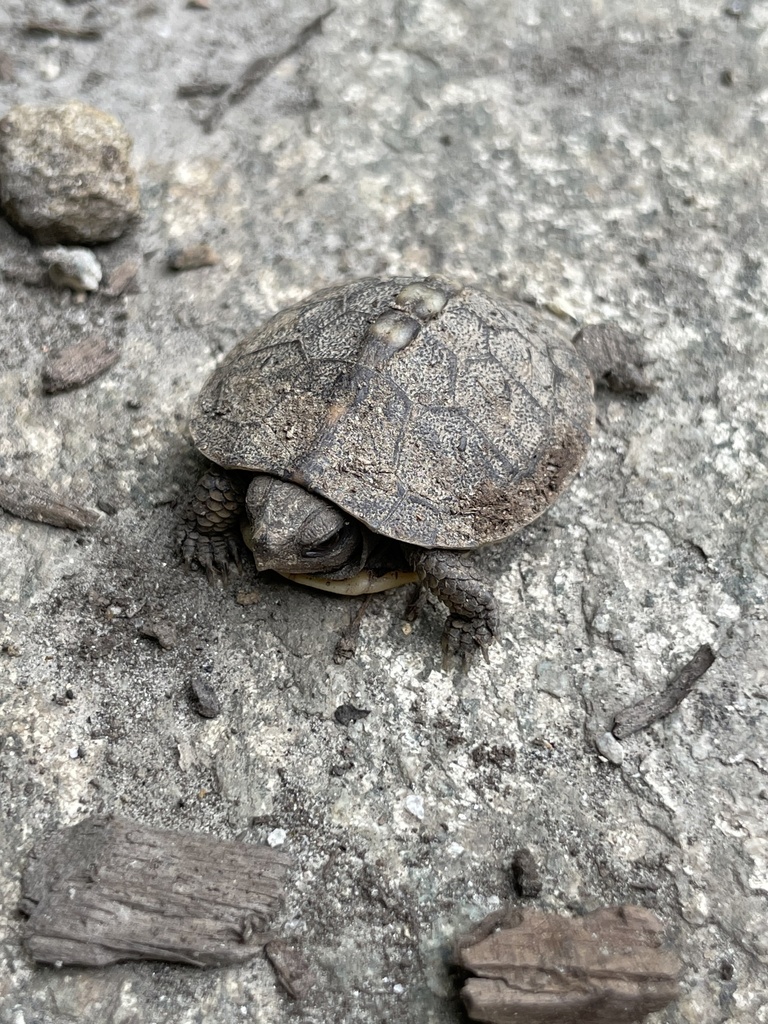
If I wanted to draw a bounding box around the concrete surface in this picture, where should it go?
[0,1,766,1022]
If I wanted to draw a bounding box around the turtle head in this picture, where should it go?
[242,475,366,578]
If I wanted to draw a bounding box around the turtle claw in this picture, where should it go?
[182,527,241,583]
[204,557,222,587]
[441,616,496,672]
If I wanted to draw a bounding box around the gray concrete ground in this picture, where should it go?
[1,1,767,1022]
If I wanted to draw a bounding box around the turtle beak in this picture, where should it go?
[241,521,287,573]
[241,522,268,570]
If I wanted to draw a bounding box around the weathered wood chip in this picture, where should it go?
[0,474,100,529]
[104,257,140,296]
[20,815,293,967]
[42,335,120,393]
[457,905,680,1024]
[167,243,220,271]
[265,938,315,999]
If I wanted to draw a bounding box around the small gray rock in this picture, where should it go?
[333,703,371,726]
[138,618,178,651]
[0,101,140,244]
[509,848,543,898]
[404,793,425,820]
[534,660,570,698]
[264,939,315,1000]
[103,257,140,296]
[189,678,222,718]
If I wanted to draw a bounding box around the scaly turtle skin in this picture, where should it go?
[184,276,595,662]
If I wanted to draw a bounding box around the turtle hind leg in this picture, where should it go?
[181,470,245,582]
[401,546,499,668]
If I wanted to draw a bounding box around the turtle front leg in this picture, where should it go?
[402,546,499,666]
[181,470,245,580]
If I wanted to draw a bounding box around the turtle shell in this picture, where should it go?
[191,276,595,550]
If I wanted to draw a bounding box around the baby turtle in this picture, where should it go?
[184,276,595,662]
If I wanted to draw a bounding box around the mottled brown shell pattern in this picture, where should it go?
[191,277,595,549]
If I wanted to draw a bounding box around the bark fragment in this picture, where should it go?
[0,474,100,529]
[457,905,680,1023]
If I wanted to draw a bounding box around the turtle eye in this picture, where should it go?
[302,522,353,559]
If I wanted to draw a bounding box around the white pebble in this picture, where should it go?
[404,793,425,820]
[42,246,102,292]
[595,731,624,765]
[267,828,287,847]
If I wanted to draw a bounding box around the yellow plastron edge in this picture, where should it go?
[277,569,419,596]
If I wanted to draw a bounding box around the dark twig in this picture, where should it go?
[23,20,104,40]
[176,80,230,98]
[612,644,715,739]
[202,7,335,133]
